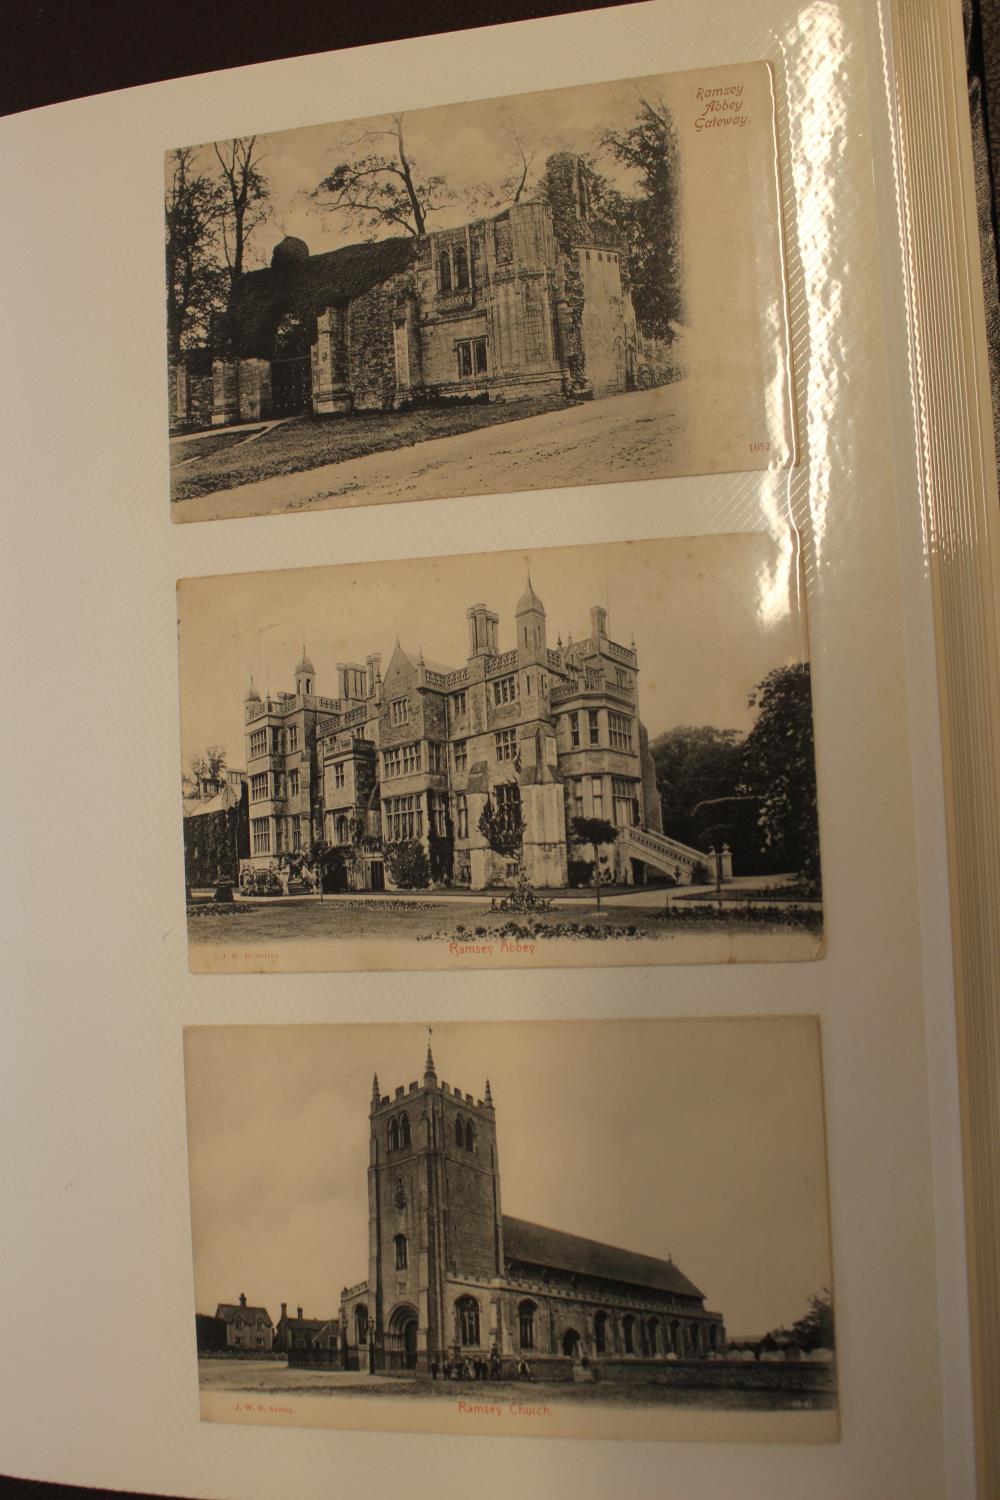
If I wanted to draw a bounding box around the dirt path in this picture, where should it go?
[173,383,688,522]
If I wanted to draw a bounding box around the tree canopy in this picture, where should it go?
[182,745,228,796]
[165,148,226,357]
[650,726,744,841]
[651,664,821,885]
[739,663,820,887]
[792,1289,835,1351]
[599,98,684,338]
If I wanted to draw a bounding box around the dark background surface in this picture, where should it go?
[1,0,995,1497]
[2,0,634,117]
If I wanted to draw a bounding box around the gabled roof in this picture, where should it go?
[230,237,420,357]
[215,1302,272,1325]
[399,645,461,678]
[182,783,243,819]
[277,1314,330,1331]
[502,1216,705,1301]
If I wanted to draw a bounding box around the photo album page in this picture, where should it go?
[1,0,979,1497]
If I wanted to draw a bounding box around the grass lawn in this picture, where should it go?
[172,427,267,464]
[171,397,574,501]
[186,896,822,946]
[671,887,822,905]
[197,1362,835,1412]
[319,1381,836,1410]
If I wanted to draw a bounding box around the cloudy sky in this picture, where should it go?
[177,533,805,773]
[184,1018,832,1339]
[177,72,674,262]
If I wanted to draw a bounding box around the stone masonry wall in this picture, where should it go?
[348,275,412,410]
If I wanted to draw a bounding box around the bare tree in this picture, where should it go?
[465,120,539,215]
[212,136,272,303]
[312,114,453,239]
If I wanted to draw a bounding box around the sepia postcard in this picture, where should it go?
[185,1019,837,1443]
[167,62,794,523]
[178,534,822,974]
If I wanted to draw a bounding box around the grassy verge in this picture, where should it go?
[186,900,823,945]
[172,397,573,501]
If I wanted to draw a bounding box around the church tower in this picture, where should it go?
[366,1044,503,1372]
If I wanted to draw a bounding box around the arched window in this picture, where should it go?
[690,1323,702,1356]
[438,251,452,293]
[388,1118,399,1152]
[518,1300,536,1349]
[305,678,311,693]
[335,814,349,844]
[465,1120,475,1152]
[593,1310,609,1354]
[399,1113,411,1148]
[456,1296,480,1346]
[646,1317,661,1356]
[622,1314,635,1354]
[453,244,469,289]
[354,1305,368,1343]
[394,1233,408,1270]
[455,1116,464,1147]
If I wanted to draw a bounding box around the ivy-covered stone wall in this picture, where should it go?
[348,274,411,410]
[183,798,250,889]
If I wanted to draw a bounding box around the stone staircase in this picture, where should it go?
[617,824,719,884]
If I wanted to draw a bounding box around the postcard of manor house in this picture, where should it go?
[186,1018,837,1443]
[167,62,794,523]
[178,534,822,974]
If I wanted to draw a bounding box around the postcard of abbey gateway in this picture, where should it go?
[167,62,793,522]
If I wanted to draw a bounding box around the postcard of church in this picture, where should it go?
[167,62,794,523]
[178,533,822,974]
[185,1018,837,1444]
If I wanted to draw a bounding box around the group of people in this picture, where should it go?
[429,1348,535,1382]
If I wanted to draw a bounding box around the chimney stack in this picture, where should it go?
[239,1293,247,1307]
[297,1306,304,1322]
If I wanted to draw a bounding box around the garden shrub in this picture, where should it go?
[384,838,430,890]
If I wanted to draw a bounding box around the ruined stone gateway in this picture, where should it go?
[173,154,668,430]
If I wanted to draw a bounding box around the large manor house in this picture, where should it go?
[339,1046,724,1376]
[171,153,668,430]
[237,578,715,892]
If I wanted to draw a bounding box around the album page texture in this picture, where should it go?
[0,0,984,1497]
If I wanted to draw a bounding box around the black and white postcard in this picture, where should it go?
[167,62,794,522]
[185,1019,837,1442]
[178,534,822,973]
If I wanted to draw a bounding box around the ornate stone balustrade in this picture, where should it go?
[486,650,519,673]
[423,665,469,689]
[607,639,637,664]
[621,826,702,869]
[246,693,341,721]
